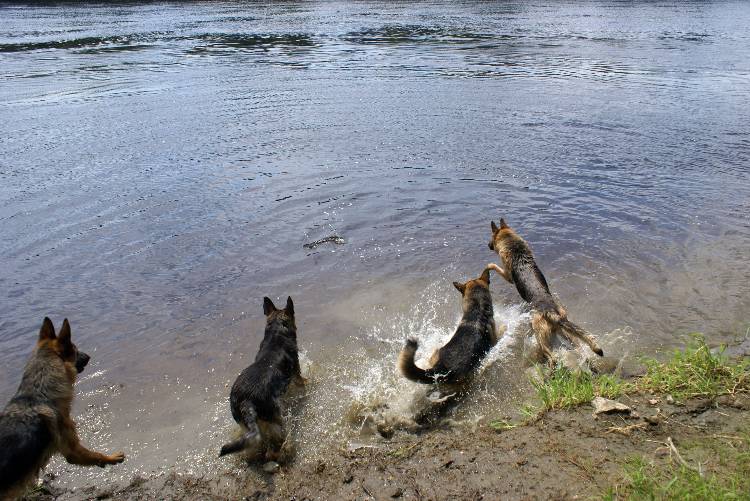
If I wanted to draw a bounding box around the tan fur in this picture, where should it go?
[427,349,440,368]
[35,338,124,467]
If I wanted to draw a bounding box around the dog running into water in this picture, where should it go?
[399,267,505,388]
[0,318,125,499]
[487,218,604,363]
[220,297,305,462]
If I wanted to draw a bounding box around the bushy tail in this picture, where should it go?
[559,318,604,356]
[398,339,435,384]
[219,403,260,457]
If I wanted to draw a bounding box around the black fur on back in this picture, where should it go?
[400,281,496,385]
[428,284,495,382]
[228,301,301,430]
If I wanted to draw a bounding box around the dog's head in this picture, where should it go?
[488,218,513,251]
[262,296,296,330]
[452,267,491,297]
[37,317,90,374]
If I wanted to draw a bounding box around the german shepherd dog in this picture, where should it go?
[0,318,125,499]
[399,267,503,386]
[488,218,604,363]
[219,297,304,461]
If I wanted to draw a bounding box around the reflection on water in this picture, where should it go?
[0,0,749,490]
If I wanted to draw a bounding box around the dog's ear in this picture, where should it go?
[480,267,490,284]
[491,221,498,233]
[500,218,509,229]
[263,297,277,316]
[58,319,73,351]
[285,296,294,315]
[453,281,466,294]
[39,317,56,341]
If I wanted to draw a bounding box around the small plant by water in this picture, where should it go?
[634,335,749,402]
[604,436,750,501]
[531,366,625,411]
[528,334,748,412]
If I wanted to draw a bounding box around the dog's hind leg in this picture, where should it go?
[559,319,604,356]
[258,410,285,462]
[531,312,555,365]
[219,403,260,457]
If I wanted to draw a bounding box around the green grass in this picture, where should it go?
[531,365,626,411]
[605,446,750,501]
[529,335,749,412]
[508,335,750,499]
[634,335,749,402]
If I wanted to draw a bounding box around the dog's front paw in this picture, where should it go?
[105,452,125,465]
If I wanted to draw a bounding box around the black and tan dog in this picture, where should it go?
[399,267,503,387]
[488,218,604,363]
[0,318,125,499]
[220,297,304,461]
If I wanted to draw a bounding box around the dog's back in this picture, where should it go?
[399,269,499,385]
[0,341,65,498]
[504,236,560,314]
[229,326,298,423]
[430,286,496,381]
[0,401,53,496]
[221,297,302,458]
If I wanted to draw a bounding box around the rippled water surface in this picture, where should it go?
[1,0,749,489]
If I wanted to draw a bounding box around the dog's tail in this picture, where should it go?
[219,403,260,457]
[559,318,604,357]
[398,339,435,384]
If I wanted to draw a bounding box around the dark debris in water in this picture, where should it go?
[303,235,345,249]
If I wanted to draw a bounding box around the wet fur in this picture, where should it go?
[0,318,124,500]
[488,218,604,363]
[398,268,503,387]
[220,297,304,461]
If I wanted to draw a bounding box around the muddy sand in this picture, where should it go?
[27,387,750,501]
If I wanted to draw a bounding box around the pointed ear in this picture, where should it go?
[480,268,490,284]
[58,318,72,349]
[39,317,56,341]
[453,281,466,294]
[263,297,277,316]
[491,221,498,233]
[285,296,294,315]
[500,218,509,229]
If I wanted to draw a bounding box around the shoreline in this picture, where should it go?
[24,337,750,501]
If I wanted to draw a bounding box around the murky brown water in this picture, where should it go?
[1,0,749,490]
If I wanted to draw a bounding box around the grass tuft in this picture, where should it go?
[605,446,750,501]
[635,335,749,402]
[529,334,749,412]
[531,366,626,411]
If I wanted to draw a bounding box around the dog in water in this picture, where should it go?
[487,218,604,363]
[399,267,504,387]
[220,297,304,461]
[0,318,125,499]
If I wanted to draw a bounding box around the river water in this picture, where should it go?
[1,0,749,489]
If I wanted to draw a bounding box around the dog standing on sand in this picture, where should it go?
[0,318,125,500]
[487,218,604,363]
[399,267,505,387]
[220,297,305,461]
